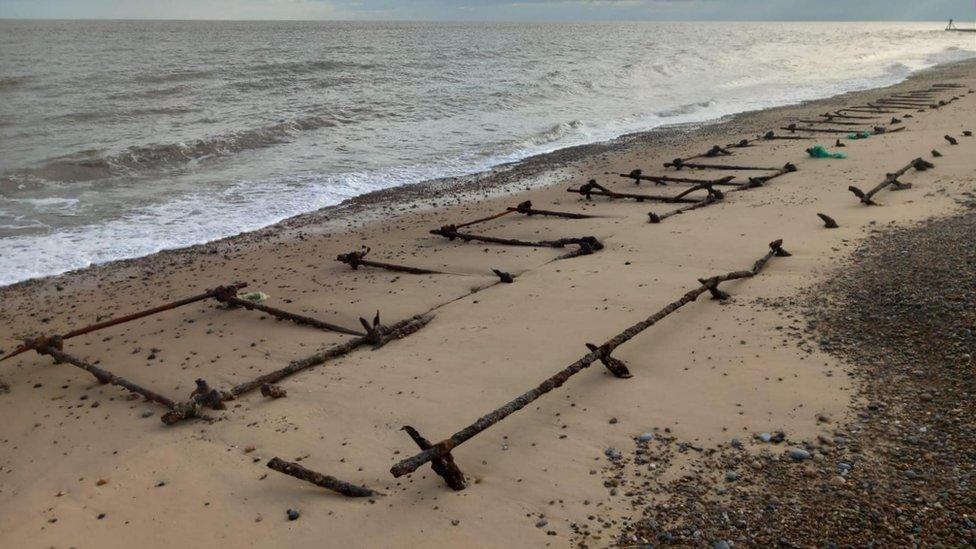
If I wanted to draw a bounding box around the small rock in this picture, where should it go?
[608,417,618,424]
[637,433,654,443]
[451,519,460,526]
[789,448,811,461]
[730,438,743,449]
[714,541,732,549]
[725,471,741,482]
[286,508,300,521]
[535,518,549,528]
[830,476,846,487]
[140,409,154,418]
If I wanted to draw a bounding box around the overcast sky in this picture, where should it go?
[2,0,975,22]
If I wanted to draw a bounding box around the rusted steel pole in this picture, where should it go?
[796,119,869,126]
[506,200,597,219]
[336,248,446,275]
[401,426,467,490]
[848,158,934,205]
[817,213,839,228]
[567,180,700,203]
[620,171,740,187]
[783,125,866,134]
[267,458,381,497]
[389,240,790,479]
[664,159,785,171]
[1,283,247,363]
[35,340,187,413]
[453,209,516,229]
[430,226,603,259]
[160,314,434,425]
[230,314,433,398]
[211,287,364,337]
[821,112,881,120]
[839,107,899,114]
[648,194,722,223]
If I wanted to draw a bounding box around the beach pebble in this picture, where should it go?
[535,518,548,528]
[725,471,741,482]
[286,508,300,521]
[608,417,618,424]
[758,432,772,443]
[714,541,732,549]
[637,433,654,443]
[140,409,154,418]
[730,438,743,449]
[830,475,846,487]
[789,448,811,461]
[604,448,622,461]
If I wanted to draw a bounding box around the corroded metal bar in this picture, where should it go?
[620,171,740,187]
[212,287,364,337]
[336,248,446,275]
[506,200,597,219]
[567,180,700,203]
[389,240,790,479]
[648,194,722,223]
[401,426,467,490]
[1,283,247,363]
[664,159,784,171]
[848,158,933,205]
[430,226,603,260]
[35,341,189,416]
[230,314,433,397]
[267,458,380,497]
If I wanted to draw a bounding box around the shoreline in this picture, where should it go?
[3,55,974,291]
[0,57,974,548]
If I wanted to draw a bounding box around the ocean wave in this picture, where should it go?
[3,116,339,183]
[656,100,715,118]
[132,69,214,85]
[0,75,32,91]
[248,59,377,77]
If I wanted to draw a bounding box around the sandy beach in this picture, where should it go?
[1,58,974,548]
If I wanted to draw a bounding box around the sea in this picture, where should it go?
[1,20,974,286]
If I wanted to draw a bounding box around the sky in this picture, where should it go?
[1,0,975,22]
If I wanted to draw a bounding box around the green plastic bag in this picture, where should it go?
[847,131,870,140]
[806,145,847,159]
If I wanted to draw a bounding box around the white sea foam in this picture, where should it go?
[0,21,974,286]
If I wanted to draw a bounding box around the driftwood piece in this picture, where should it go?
[848,158,933,205]
[1,283,247,363]
[267,457,380,497]
[336,247,445,275]
[212,288,364,337]
[817,213,839,229]
[401,426,467,490]
[389,240,790,480]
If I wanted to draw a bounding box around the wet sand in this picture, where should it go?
[1,59,974,548]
